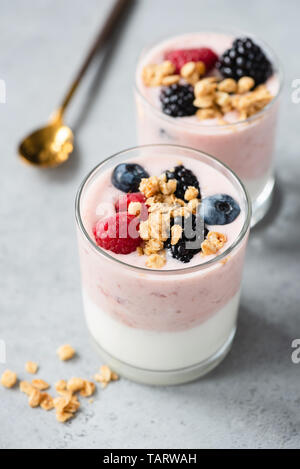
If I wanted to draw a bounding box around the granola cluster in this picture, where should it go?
[20,379,54,411]
[137,171,226,268]
[142,59,206,87]
[193,75,273,121]
[1,345,119,424]
[94,365,119,389]
[25,361,38,374]
[1,369,17,388]
[201,231,227,255]
[57,344,76,361]
[142,59,273,122]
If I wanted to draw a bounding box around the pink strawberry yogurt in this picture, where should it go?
[135,32,282,226]
[76,145,251,385]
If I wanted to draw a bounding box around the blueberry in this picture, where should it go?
[112,163,149,193]
[200,194,241,225]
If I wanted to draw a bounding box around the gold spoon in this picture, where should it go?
[18,0,131,168]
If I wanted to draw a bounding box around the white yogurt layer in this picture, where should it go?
[83,289,240,371]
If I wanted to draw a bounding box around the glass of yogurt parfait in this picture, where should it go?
[75,144,251,385]
[135,32,282,226]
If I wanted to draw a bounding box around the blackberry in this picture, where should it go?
[160,84,197,118]
[217,37,273,86]
[165,165,201,200]
[165,214,208,263]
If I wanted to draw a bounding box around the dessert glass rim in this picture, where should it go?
[75,144,251,275]
[134,29,283,130]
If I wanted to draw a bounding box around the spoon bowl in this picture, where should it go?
[18,120,74,168]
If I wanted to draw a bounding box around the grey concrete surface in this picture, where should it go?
[0,0,300,449]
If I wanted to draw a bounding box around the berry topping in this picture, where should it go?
[200,194,240,225]
[115,192,146,212]
[160,84,197,118]
[115,192,148,221]
[165,48,218,73]
[93,212,142,254]
[112,163,149,193]
[165,214,208,263]
[217,37,273,86]
[165,165,201,200]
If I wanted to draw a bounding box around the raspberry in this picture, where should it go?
[115,192,146,212]
[93,212,142,254]
[165,48,218,73]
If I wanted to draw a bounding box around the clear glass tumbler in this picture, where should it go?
[75,145,251,385]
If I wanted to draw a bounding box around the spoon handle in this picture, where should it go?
[58,0,132,118]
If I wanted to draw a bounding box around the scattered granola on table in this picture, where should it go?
[25,361,38,374]
[2,350,119,423]
[80,380,96,398]
[55,379,67,393]
[40,393,54,411]
[57,344,76,361]
[94,365,119,389]
[1,370,17,388]
[31,379,49,390]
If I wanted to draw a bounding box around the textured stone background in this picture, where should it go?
[0,0,299,449]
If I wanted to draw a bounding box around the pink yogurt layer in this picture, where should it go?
[135,32,280,180]
[78,153,249,332]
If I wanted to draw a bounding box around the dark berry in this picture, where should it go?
[165,214,208,263]
[200,194,240,225]
[165,165,201,200]
[160,84,197,118]
[217,37,273,85]
[112,163,149,193]
[165,48,218,73]
[93,212,142,254]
